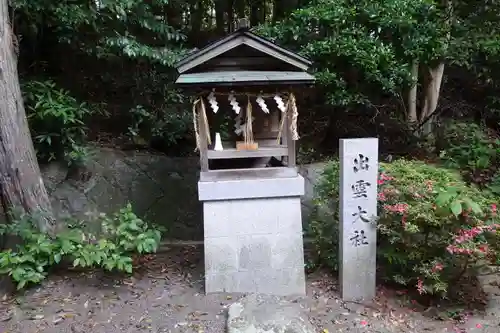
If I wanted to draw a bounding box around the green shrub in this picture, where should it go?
[22,80,93,165]
[488,170,500,196]
[308,161,341,271]
[127,104,192,148]
[0,204,162,290]
[309,159,500,295]
[438,121,500,172]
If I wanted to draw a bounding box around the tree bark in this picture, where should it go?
[273,0,298,22]
[166,1,183,30]
[215,0,226,34]
[420,63,445,135]
[0,0,55,234]
[235,0,246,19]
[250,0,266,26]
[415,0,452,135]
[190,0,203,37]
[407,60,419,124]
[227,0,234,32]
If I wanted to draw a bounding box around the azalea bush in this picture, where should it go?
[309,159,500,296]
[377,160,500,295]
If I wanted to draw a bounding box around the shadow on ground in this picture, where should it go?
[1,246,499,333]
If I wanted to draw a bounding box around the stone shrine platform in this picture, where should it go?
[199,174,306,295]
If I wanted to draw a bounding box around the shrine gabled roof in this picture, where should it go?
[174,28,313,74]
[176,71,315,87]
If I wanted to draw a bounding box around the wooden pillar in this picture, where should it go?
[198,99,209,171]
[286,108,296,167]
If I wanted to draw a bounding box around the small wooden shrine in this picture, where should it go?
[174,18,314,296]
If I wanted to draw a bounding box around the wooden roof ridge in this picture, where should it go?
[174,29,313,74]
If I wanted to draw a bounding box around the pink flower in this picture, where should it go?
[425,180,433,192]
[449,225,500,249]
[492,204,497,216]
[476,323,483,329]
[378,192,387,201]
[447,245,473,255]
[383,203,409,214]
[432,263,443,272]
[378,173,394,185]
[360,320,368,326]
[416,278,425,294]
[478,244,489,253]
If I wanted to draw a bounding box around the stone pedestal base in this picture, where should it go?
[199,174,306,296]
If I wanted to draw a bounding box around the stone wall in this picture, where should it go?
[40,147,325,240]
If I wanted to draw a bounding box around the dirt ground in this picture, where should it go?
[1,245,499,333]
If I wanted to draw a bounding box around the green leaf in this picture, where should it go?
[17,280,27,290]
[462,198,482,214]
[450,201,463,216]
[436,192,454,206]
[53,253,62,264]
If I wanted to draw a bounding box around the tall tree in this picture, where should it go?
[0,0,54,233]
[215,0,226,34]
[250,0,266,26]
[273,0,298,22]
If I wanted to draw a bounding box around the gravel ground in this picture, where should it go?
[1,245,499,333]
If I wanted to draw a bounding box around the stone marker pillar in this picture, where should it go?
[339,138,379,302]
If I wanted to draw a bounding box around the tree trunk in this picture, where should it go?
[166,1,183,30]
[273,0,298,22]
[235,0,246,19]
[227,0,234,32]
[0,0,55,234]
[419,63,445,135]
[215,0,226,34]
[407,60,419,124]
[415,0,452,136]
[190,0,203,37]
[250,0,266,26]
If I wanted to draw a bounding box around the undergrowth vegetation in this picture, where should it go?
[22,80,94,166]
[437,121,500,186]
[0,204,162,290]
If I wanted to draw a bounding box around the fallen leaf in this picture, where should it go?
[175,322,188,328]
[0,313,12,322]
[32,314,44,320]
